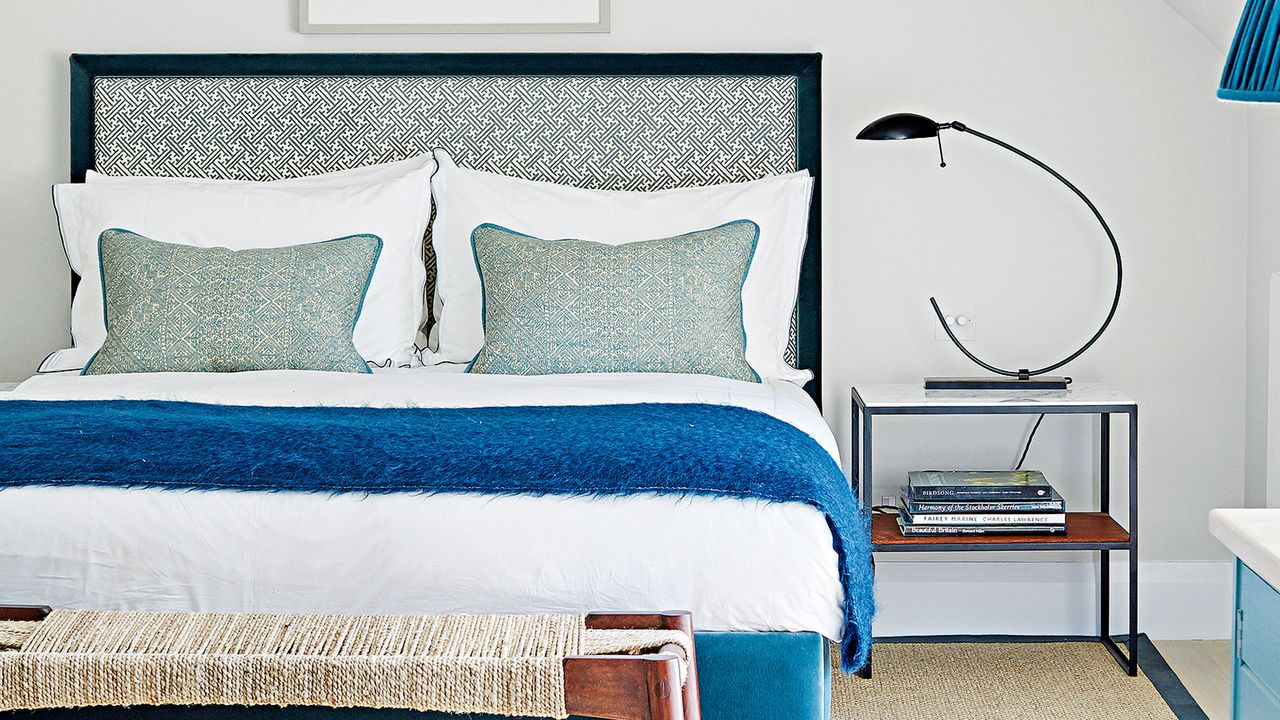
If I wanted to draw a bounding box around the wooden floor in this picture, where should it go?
[1152,639,1232,720]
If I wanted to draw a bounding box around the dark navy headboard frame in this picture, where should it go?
[68,53,822,404]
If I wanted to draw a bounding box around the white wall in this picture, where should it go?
[0,1,1251,590]
[1250,107,1280,507]
[1270,274,1280,505]
[1161,0,1241,54]
[1169,0,1280,514]
[1160,0,1280,514]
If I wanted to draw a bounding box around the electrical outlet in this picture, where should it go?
[934,303,976,342]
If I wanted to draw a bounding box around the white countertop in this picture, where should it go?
[852,382,1135,409]
[1210,509,1280,589]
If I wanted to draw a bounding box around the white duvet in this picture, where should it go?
[0,369,845,640]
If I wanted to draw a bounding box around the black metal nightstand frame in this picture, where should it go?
[852,387,1139,676]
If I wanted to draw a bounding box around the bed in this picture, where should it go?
[0,53,862,720]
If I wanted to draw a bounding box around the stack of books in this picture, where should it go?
[897,470,1066,536]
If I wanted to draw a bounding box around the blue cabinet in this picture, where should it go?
[1233,561,1280,719]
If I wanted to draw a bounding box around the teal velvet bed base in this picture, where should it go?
[694,631,832,720]
[0,632,831,720]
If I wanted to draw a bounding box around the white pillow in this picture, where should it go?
[53,162,434,371]
[426,149,814,384]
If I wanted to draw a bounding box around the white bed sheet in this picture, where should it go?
[0,369,845,639]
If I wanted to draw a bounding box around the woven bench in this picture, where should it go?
[0,606,700,720]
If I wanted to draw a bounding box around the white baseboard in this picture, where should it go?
[871,560,1233,640]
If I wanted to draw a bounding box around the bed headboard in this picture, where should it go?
[69,53,822,403]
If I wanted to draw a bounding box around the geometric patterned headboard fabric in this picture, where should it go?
[94,76,799,187]
[76,55,820,395]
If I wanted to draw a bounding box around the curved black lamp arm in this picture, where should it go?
[931,121,1123,379]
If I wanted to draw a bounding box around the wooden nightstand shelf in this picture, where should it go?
[852,383,1138,676]
[870,512,1129,551]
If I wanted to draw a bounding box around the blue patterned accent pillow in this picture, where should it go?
[467,221,760,382]
[83,229,382,375]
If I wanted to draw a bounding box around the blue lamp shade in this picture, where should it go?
[1220,0,1280,102]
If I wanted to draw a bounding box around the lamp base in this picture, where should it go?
[924,376,1070,391]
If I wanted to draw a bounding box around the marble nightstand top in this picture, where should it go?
[852,382,1135,410]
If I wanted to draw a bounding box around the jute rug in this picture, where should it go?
[832,640,1192,720]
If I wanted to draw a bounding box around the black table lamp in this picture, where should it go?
[856,113,1122,391]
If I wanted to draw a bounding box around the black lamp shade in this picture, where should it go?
[856,113,941,140]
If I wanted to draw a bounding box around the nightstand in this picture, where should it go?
[852,382,1138,675]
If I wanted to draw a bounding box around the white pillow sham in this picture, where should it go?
[53,160,434,371]
[425,149,814,384]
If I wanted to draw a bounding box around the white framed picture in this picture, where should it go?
[299,0,610,34]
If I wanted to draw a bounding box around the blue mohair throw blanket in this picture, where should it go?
[0,399,874,670]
